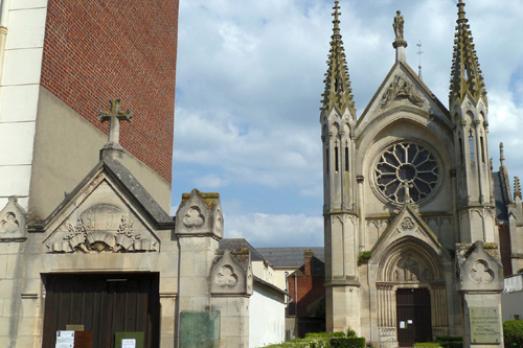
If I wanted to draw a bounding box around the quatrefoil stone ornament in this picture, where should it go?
[470,260,494,284]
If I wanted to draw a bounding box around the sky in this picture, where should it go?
[172,0,523,248]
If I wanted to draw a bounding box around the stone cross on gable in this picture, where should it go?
[98,99,132,146]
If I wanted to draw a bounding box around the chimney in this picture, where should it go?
[304,249,314,276]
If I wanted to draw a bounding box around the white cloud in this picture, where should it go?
[225,212,323,247]
[174,0,523,245]
[193,174,228,189]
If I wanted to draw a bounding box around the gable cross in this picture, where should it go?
[98,99,133,146]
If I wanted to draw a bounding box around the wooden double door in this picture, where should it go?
[396,288,432,347]
[42,273,160,348]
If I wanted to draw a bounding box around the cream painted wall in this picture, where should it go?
[28,87,171,221]
[249,284,286,348]
[0,0,48,209]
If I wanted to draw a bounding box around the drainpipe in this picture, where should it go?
[0,0,9,84]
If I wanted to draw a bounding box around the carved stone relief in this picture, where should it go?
[47,203,158,253]
[183,206,205,228]
[456,241,503,291]
[392,254,434,282]
[0,197,26,241]
[210,249,251,296]
[215,265,238,288]
[400,217,415,231]
[381,76,424,109]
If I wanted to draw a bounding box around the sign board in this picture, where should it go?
[122,338,136,348]
[115,332,144,348]
[470,307,501,344]
[56,331,75,348]
[180,311,220,348]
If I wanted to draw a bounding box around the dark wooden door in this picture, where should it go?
[396,288,432,347]
[42,273,160,348]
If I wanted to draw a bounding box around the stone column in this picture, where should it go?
[457,242,504,348]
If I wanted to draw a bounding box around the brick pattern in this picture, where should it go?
[41,0,179,182]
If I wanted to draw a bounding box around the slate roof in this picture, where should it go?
[219,238,267,262]
[493,171,510,221]
[257,247,325,269]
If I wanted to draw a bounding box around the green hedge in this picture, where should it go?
[263,330,365,348]
[435,336,463,348]
[504,320,523,348]
[414,343,441,348]
[330,337,365,348]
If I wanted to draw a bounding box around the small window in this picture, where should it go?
[345,146,349,172]
[326,149,330,173]
[480,137,486,163]
[459,138,464,161]
[468,130,475,162]
[335,147,339,172]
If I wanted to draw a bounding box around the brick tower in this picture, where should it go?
[0,0,179,221]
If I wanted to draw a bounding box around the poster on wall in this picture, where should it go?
[55,331,75,348]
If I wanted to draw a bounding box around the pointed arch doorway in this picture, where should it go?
[396,288,432,347]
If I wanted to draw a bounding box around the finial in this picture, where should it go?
[393,10,407,62]
[321,0,356,116]
[514,177,522,200]
[416,41,423,78]
[449,0,487,105]
[500,142,506,166]
[98,99,132,148]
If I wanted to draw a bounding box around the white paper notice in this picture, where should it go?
[407,320,413,324]
[122,338,137,348]
[399,321,406,329]
[55,331,75,348]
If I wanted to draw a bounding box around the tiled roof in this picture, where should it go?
[257,247,324,269]
[219,238,267,262]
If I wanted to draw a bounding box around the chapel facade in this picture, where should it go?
[321,1,509,347]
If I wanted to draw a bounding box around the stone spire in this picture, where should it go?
[449,0,487,105]
[321,0,356,116]
[514,177,522,200]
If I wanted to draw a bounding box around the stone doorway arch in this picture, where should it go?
[374,238,448,347]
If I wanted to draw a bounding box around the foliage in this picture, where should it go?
[414,343,441,348]
[483,242,498,250]
[358,251,372,265]
[263,329,365,348]
[330,337,365,348]
[435,336,463,348]
[504,320,523,348]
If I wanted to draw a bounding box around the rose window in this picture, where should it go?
[375,142,439,204]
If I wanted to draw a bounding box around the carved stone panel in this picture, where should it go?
[175,189,223,239]
[0,197,26,241]
[457,241,503,291]
[380,75,425,109]
[210,250,252,296]
[46,203,159,253]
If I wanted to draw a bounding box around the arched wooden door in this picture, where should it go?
[396,288,432,347]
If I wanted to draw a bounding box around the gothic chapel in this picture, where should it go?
[321,1,511,347]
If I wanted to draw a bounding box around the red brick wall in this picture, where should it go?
[41,0,179,182]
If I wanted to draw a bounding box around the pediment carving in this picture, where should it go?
[210,249,252,296]
[44,179,160,254]
[371,205,443,260]
[0,197,26,242]
[380,75,425,109]
[456,241,503,292]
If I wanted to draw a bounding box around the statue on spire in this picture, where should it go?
[392,10,407,62]
[393,11,405,43]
